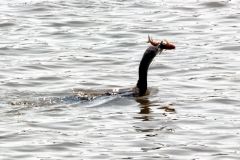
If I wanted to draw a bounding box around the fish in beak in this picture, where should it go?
[147,35,175,52]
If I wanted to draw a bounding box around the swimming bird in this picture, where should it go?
[12,36,175,105]
[73,35,175,100]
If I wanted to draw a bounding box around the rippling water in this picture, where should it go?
[1,0,240,159]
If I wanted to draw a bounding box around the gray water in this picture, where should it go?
[1,0,240,159]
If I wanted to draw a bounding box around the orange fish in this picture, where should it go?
[147,35,175,50]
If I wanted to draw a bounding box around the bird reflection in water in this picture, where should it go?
[134,97,176,141]
[135,98,176,121]
[135,98,152,121]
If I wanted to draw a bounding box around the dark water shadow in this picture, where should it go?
[132,92,177,138]
[135,97,176,120]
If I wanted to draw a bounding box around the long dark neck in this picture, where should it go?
[137,46,158,96]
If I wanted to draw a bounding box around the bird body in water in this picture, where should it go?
[74,35,175,100]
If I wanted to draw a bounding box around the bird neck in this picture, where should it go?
[137,46,158,96]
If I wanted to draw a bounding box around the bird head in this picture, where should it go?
[147,35,175,54]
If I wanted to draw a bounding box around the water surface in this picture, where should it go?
[1,0,240,159]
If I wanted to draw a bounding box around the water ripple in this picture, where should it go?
[1,0,240,159]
